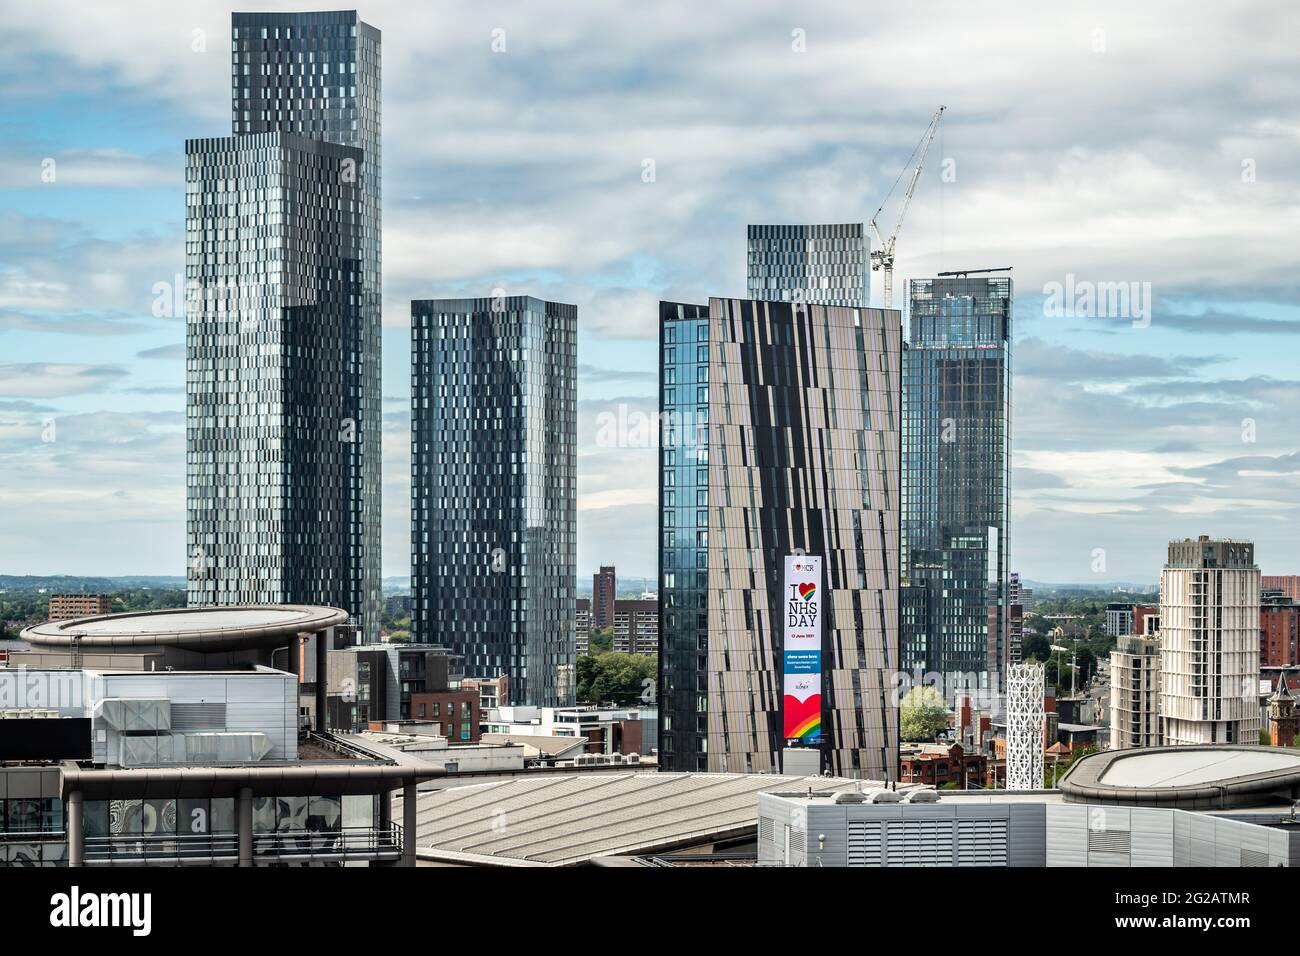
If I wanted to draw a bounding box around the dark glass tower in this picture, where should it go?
[746,223,869,307]
[185,132,365,617]
[410,297,577,707]
[658,297,901,778]
[900,276,1012,682]
[225,9,383,639]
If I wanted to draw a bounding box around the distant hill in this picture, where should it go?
[1022,580,1159,596]
[0,575,187,593]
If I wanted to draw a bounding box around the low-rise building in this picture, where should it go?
[46,595,112,622]
[408,689,479,742]
[462,675,508,719]
[325,642,463,732]
[898,742,985,788]
[485,705,651,756]
[760,746,1300,868]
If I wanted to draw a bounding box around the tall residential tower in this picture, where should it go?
[410,296,577,707]
[900,275,1012,684]
[658,296,901,778]
[1160,536,1261,746]
[187,11,382,639]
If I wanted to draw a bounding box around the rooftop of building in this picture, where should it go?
[479,733,589,758]
[763,786,1061,808]
[20,604,348,651]
[1061,745,1300,809]
[407,771,871,866]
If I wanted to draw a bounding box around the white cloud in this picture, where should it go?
[0,363,128,398]
[3,0,1299,581]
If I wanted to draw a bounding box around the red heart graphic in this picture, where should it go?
[798,582,816,600]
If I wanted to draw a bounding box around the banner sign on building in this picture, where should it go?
[783,555,822,745]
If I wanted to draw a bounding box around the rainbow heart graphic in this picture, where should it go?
[797,582,816,601]
[783,693,822,740]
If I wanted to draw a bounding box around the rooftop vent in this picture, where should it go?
[903,789,940,803]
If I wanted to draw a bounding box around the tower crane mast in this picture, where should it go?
[869,106,945,310]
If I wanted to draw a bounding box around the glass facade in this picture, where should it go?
[658,301,711,770]
[0,797,65,866]
[410,297,577,707]
[659,297,901,778]
[901,276,1012,681]
[746,223,870,307]
[185,132,370,624]
[219,10,383,639]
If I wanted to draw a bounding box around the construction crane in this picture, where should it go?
[937,267,1012,277]
[868,105,945,309]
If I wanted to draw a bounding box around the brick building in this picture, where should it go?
[899,742,986,789]
[1132,604,1159,637]
[46,594,112,621]
[1262,575,1300,602]
[1261,594,1299,667]
[409,690,481,743]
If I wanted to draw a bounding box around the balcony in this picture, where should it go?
[82,823,403,866]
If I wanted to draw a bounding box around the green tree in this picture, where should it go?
[900,685,948,742]
[588,628,614,656]
[1022,634,1051,662]
[576,652,656,705]
[576,655,600,700]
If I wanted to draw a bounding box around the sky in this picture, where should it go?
[0,0,1298,586]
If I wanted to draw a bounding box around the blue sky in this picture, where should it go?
[1,0,1298,585]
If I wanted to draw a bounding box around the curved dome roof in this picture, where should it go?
[21,605,348,652]
[1061,745,1300,809]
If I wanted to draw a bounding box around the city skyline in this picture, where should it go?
[2,1,1300,585]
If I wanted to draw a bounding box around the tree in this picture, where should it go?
[1075,647,1097,685]
[576,652,657,705]
[576,655,599,700]
[588,628,614,656]
[900,685,948,742]
[1022,634,1051,662]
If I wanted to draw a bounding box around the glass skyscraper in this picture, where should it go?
[410,297,577,707]
[213,9,382,638]
[900,276,1012,682]
[658,297,900,778]
[746,223,870,307]
[185,131,367,619]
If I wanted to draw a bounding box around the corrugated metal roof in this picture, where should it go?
[408,771,867,866]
